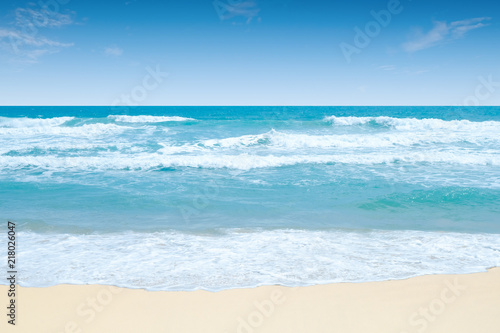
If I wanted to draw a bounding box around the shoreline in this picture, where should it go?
[4,265,499,292]
[2,268,499,332]
[13,229,500,291]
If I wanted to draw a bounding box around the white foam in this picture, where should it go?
[0,116,74,128]
[11,229,500,291]
[191,129,499,150]
[324,116,500,131]
[108,115,196,123]
[0,151,498,171]
[0,123,129,137]
[0,141,134,155]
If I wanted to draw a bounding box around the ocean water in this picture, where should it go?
[1,106,499,291]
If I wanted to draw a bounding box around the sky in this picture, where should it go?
[0,0,499,106]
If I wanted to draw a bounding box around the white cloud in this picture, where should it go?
[0,28,73,62]
[104,46,123,56]
[0,29,73,48]
[402,17,490,53]
[15,8,74,28]
[0,6,75,63]
[379,65,396,71]
[214,1,260,24]
[401,69,431,75]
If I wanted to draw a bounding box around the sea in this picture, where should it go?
[1,106,499,291]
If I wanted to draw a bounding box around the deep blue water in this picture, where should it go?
[1,106,499,290]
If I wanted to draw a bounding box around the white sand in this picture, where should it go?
[2,268,499,332]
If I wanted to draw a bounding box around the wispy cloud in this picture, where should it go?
[379,65,396,71]
[15,8,74,28]
[0,28,73,63]
[413,69,430,75]
[402,17,490,53]
[402,69,431,75]
[104,46,123,57]
[0,29,72,48]
[214,1,260,24]
[0,6,75,63]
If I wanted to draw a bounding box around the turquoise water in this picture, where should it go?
[1,106,499,290]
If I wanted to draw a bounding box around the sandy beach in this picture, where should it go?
[2,267,499,332]
[2,0,500,330]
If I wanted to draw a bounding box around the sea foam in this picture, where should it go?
[108,115,196,123]
[16,229,500,291]
[1,151,498,171]
[0,116,74,128]
[324,116,500,131]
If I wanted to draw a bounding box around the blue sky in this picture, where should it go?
[0,0,499,105]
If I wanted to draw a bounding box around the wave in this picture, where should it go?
[324,116,500,131]
[187,129,499,150]
[0,123,130,137]
[11,229,500,291]
[1,151,499,171]
[0,142,135,156]
[108,115,196,123]
[0,116,74,128]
